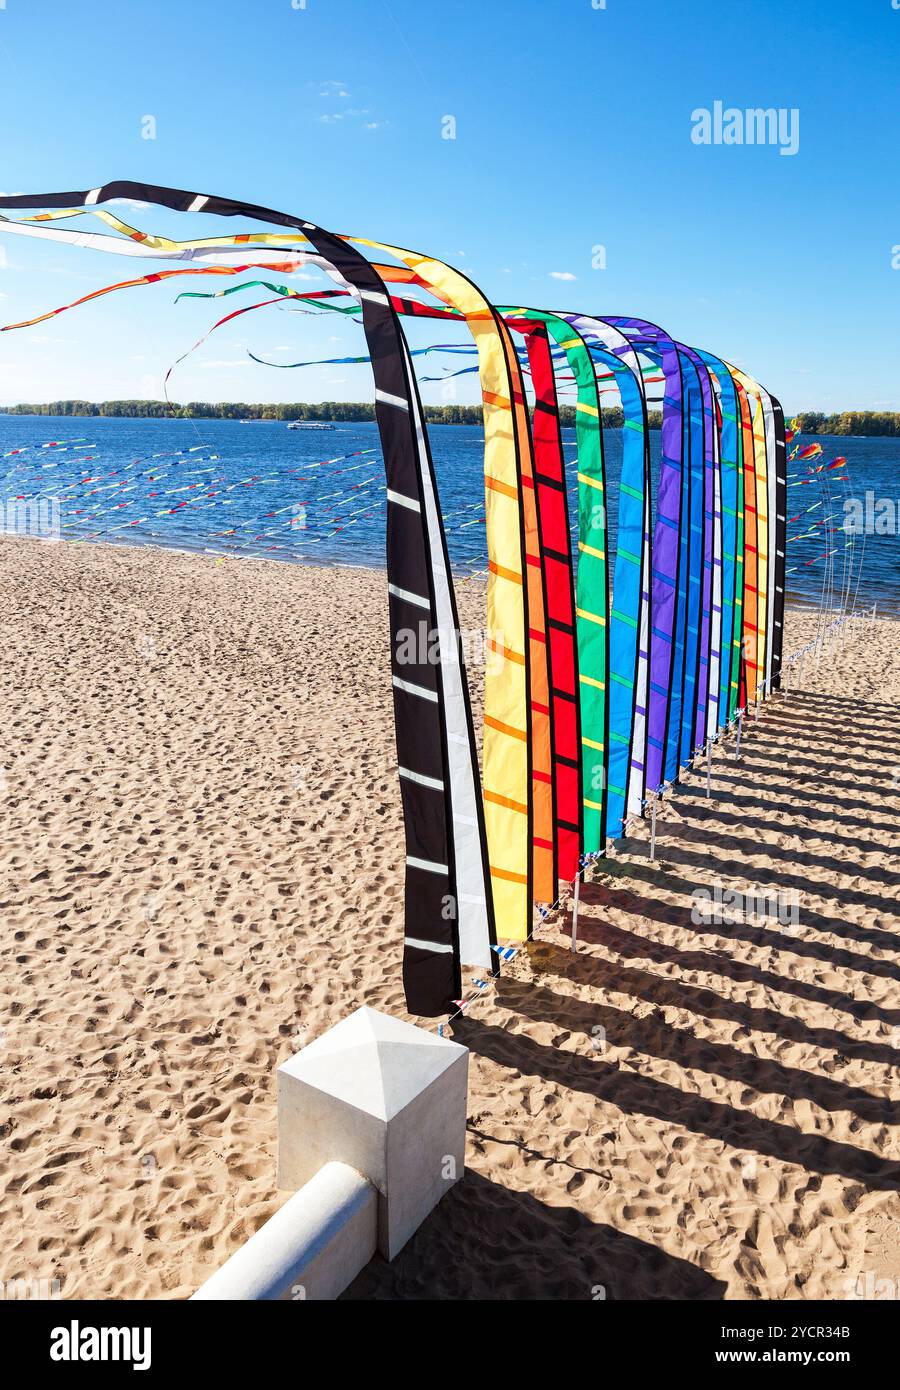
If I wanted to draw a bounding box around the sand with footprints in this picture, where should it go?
[0,535,897,1300]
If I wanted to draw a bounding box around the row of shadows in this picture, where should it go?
[345,687,900,1300]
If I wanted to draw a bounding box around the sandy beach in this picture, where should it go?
[0,535,897,1301]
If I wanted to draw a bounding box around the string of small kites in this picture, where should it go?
[2,433,853,572]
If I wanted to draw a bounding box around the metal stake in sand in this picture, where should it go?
[570,868,582,954]
[735,710,743,760]
[649,793,658,862]
[706,740,712,798]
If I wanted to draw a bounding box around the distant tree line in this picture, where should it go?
[14,401,899,435]
[790,411,900,437]
[2,399,666,429]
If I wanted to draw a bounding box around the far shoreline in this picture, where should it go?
[3,404,900,436]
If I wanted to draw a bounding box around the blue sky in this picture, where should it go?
[0,0,897,412]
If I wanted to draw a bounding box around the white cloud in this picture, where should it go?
[549,270,577,281]
[318,107,371,124]
[314,92,386,129]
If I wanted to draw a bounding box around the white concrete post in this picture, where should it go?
[192,1162,377,1301]
[191,1006,470,1300]
[277,1006,468,1261]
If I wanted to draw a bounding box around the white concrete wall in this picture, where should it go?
[191,1162,377,1302]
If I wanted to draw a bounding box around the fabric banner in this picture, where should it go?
[0,181,496,1015]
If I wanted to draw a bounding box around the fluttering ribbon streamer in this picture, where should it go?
[604,319,686,791]
[727,366,781,700]
[697,349,744,725]
[545,312,649,841]
[500,310,583,883]
[348,239,544,936]
[579,318,651,836]
[676,346,720,752]
[676,352,706,768]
